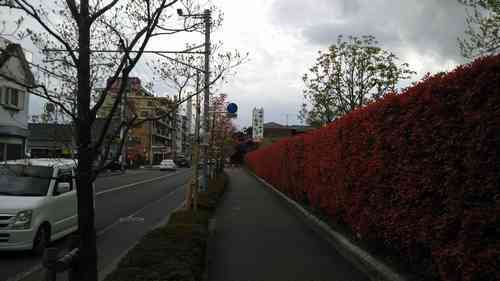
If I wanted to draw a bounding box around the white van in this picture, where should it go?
[0,158,81,254]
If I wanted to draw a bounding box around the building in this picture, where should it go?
[28,123,73,158]
[0,38,34,161]
[97,77,175,165]
[252,107,264,142]
[173,113,188,157]
[261,122,314,147]
[27,119,121,159]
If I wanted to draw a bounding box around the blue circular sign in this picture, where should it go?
[227,103,238,114]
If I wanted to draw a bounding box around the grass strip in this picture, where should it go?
[104,173,227,281]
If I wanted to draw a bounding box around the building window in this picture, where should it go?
[147,101,153,107]
[1,87,23,110]
[0,143,4,161]
[10,89,19,106]
[6,143,23,160]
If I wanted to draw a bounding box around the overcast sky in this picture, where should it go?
[11,0,471,128]
[212,0,469,128]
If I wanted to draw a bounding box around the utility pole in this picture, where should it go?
[187,70,201,210]
[173,7,211,192]
[201,9,211,192]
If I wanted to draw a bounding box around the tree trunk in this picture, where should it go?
[75,2,99,280]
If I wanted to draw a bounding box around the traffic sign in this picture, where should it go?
[227,103,238,114]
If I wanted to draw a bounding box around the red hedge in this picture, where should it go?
[246,55,500,281]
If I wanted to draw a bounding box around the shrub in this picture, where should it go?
[246,55,500,281]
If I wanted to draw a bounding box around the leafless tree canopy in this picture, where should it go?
[0,1,248,280]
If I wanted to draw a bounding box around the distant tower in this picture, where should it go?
[252,107,264,142]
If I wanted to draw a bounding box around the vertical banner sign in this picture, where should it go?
[252,107,264,141]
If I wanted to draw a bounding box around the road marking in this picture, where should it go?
[6,172,192,281]
[96,183,185,236]
[98,201,186,281]
[96,170,186,196]
[118,216,145,223]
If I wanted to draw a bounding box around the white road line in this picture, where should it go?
[6,171,192,281]
[98,202,187,281]
[96,170,185,196]
[97,175,200,236]
[96,184,185,236]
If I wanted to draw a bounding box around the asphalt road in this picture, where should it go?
[0,168,192,281]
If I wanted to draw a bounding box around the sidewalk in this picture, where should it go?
[208,168,369,281]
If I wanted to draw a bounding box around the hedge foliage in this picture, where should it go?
[246,55,500,281]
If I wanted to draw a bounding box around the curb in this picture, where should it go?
[246,169,410,281]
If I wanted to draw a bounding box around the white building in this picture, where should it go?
[252,107,264,142]
[0,38,34,161]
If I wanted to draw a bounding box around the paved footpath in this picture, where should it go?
[208,168,369,281]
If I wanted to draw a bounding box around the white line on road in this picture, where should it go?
[96,170,185,196]
[6,171,191,281]
[98,201,187,281]
[96,184,185,236]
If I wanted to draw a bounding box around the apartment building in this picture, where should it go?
[97,77,175,165]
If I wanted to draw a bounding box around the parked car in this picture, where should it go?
[174,157,190,168]
[0,158,94,255]
[106,160,123,171]
[92,158,124,172]
[159,159,177,171]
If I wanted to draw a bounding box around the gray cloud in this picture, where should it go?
[271,0,360,27]
[271,0,469,65]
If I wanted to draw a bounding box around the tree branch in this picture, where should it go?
[13,0,79,65]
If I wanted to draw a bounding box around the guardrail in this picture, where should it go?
[42,235,80,281]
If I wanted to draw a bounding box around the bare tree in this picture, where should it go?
[0,1,219,280]
[207,93,234,173]
[149,41,247,157]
